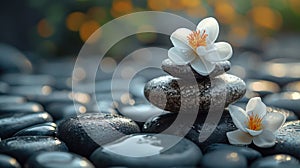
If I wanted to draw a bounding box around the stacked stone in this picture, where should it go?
[144,58,246,114]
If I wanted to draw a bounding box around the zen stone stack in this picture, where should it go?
[144,58,246,113]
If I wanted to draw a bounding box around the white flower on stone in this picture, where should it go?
[227,97,286,148]
[168,17,233,76]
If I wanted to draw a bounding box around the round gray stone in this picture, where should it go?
[200,149,247,168]
[250,154,300,168]
[162,59,231,80]
[144,74,246,113]
[57,113,140,157]
[90,133,202,167]
[25,151,95,168]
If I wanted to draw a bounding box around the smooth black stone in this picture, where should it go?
[162,59,231,80]
[8,85,52,97]
[0,44,33,74]
[0,102,44,114]
[0,136,68,164]
[90,134,202,167]
[144,74,246,113]
[13,124,56,137]
[204,143,261,162]
[246,79,280,97]
[251,120,300,159]
[250,154,300,168]
[25,151,94,168]
[0,112,53,139]
[257,58,300,86]
[0,95,26,105]
[0,73,55,86]
[45,102,87,120]
[264,92,300,117]
[143,110,236,149]
[0,154,21,168]
[57,113,140,157]
[0,81,9,94]
[200,149,247,168]
[28,91,91,106]
[284,81,300,92]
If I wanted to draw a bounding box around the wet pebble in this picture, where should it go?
[0,102,44,114]
[204,143,261,162]
[0,154,21,168]
[0,112,53,139]
[250,154,300,168]
[13,123,56,137]
[25,151,94,168]
[200,149,247,168]
[0,81,9,94]
[57,113,140,157]
[143,109,237,149]
[0,136,68,164]
[0,73,55,86]
[258,58,300,86]
[251,120,300,159]
[45,102,87,120]
[0,95,26,105]
[90,133,202,167]
[28,91,91,106]
[264,92,300,117]
[162,59,231,80]
[144,74,246,113]
[119,104,168,122]
[8,85,52,97]
[246,79,280,97]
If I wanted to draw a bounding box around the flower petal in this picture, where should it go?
[246,97,267,118]
[201,42,233,62]
[190,57,215,76]
[228,105,248,132]
[226,129,253,145]
[170,28,193,49]
[196,17,219,44]
[253,130,276,148]
[168,47,195,65]
[245,128,263,136]
[262,112,286,132]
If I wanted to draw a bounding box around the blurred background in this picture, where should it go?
[1,0,300,57]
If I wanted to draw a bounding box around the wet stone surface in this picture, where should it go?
[144,74,246,113]
[90,133,202,168]
[0,136,68,164]
[162,59,231,80]
[250,154,300,168]
[204,143,262,162]
[0,112,53,139]
[143,109,237,149]
[13,122,56,137]
[264,92,300,117]
[200,149,248,168]
[0,154,21,168]
[57,113,140,157]
[25,151,95,168]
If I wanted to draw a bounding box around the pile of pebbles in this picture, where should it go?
[1,37,300,167]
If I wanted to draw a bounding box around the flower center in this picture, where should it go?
[247,113,263,131]
[187,30,208,50]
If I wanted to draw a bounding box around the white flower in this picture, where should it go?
[227,97,286,148]
[168,17,233,76]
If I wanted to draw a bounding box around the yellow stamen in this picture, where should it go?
[187,30,208,50]
[246,113,263,131]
